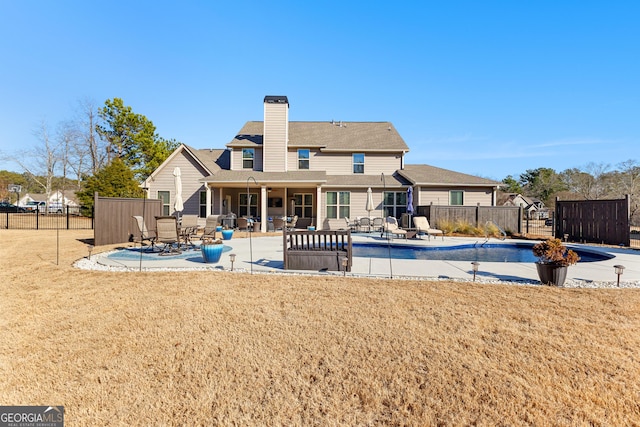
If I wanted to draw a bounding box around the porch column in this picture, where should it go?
[205,184,212,216]
[316,185,322,228]
[260,186,268,232]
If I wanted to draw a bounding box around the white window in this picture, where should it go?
[242,148,254,169]
[239,193,258,217]
[450,190,464,206]
[326,191,350,219]
[158,191,170,216]
[353,153,364,174]
[292,193,313,218]
[298,149,310,170]
[382,191,407,218]
[199,191,207,218]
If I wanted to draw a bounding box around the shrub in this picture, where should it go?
[532,238,580,266]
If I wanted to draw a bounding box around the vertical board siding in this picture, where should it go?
[557,198,630,246]
[94,195,162,246]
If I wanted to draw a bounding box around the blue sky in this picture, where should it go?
[1,1,638,181]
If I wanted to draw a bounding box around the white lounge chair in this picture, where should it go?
[383,216,407,240]
[413,216,444,240]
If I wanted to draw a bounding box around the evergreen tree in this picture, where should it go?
[77,158,143,209]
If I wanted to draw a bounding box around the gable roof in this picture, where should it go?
[143,144,229,185]
[227,121,409,152]
[398,164,501,187]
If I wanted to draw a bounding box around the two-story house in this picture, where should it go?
[142,96,501,231]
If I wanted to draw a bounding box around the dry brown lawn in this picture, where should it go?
[1,230,640,426]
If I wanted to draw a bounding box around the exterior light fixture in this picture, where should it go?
[471,261,480,282]
[342,257,349,276]
[614,265,625,287]
[87,245,94,260]
[229,253,236,271]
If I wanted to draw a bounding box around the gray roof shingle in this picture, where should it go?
[227,121,409,152]
[398,164,502,187]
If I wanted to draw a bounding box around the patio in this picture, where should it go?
[81,234,640,288]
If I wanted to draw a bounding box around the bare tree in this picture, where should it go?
[13,120,61,205]
[74,98,107,175]
[561,162,612,200]
[613,159,640,225]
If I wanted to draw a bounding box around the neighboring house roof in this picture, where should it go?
[501,193,546,210]
[227,121,409,152]
[398,164,501,187]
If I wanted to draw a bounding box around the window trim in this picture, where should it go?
[352,153,365,174]
[326,191,350,219]
[239,192,259,217]
[158,190,170,216]
[449,190,464,206]
[242,148,254,170]
[297,149,310,170]
[382,191,407,218]
[199,190,207,218]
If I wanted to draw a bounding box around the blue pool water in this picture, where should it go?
[352,243,613,263]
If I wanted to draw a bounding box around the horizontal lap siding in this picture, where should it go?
[151,152,209,216]
[264,103,287,172]
[231,148,263,171]
[312,152,400,175]
[418,187,493,206]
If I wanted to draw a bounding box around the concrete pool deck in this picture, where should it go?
[87,234,640,287]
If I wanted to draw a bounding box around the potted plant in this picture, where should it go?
[200,237,224,263]
[221,226,234,240]
[532,238,580,286]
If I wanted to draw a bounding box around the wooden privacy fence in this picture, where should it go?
[94,193,162,246]
[283,229,352,272]
[417,204,522,235]
[556,196,630,246]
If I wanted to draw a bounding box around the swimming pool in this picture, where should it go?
[352,242,613,263]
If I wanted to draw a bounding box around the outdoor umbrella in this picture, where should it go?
[173,167,184,212]
[366,187,374,217]
[406,186,414,227]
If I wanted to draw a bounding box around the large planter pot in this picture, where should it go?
[536,262,568,286]
[201,243,224,263]
[221,229,234,240]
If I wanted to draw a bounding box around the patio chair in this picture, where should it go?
[155,216,182,255]
[132,215,158,251]
[372,217,384,232]
[382,216,407,240]
[359,217,372,233]
[344,217,358,231]
[237,217,249,231]
[179,214,200,248]
[272,217,285,231]
[201,215,221,241]
[413,216,444,240]
[287,215,298,230]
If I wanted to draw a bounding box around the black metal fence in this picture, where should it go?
[1,206,94,230]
